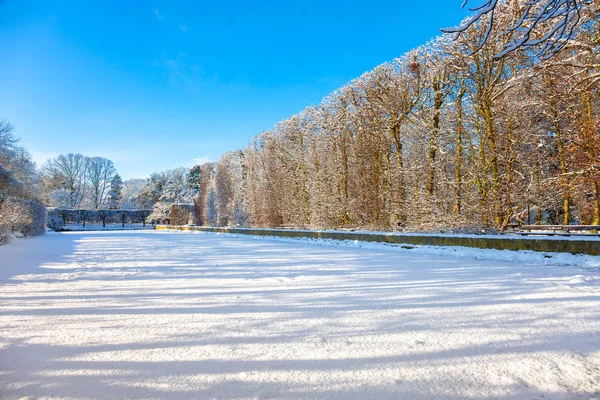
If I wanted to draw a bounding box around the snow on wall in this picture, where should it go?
[158,225,600,256]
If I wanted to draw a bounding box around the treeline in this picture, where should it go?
[41,154,124,210]
[192,2,599,231]
[40,153,202,225]
[29,149,200,225]
[0,130,200,231]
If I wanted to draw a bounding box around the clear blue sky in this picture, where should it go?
[0,0,469,179]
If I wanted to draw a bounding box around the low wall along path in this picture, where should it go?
[157,226,600,256]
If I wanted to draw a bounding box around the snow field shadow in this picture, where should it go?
[0,231,599,399]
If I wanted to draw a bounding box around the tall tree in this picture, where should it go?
[106,174,123,209]
[41,154,88,209]
[0,120,41,201]
[86,157,116,209]
[0,120,18,165]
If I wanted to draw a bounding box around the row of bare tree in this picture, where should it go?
[196,1,599,231]
[41,154,122,210]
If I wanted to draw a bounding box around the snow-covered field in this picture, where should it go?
[1,231,599,399]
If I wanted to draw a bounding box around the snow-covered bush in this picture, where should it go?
[0,190,47,242]
[0,120,46,244]
[47,216,64,231]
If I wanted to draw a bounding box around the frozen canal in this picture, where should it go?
[0,231,599,399]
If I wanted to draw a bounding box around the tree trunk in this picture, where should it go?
[593,182,600,226]
[453,87,465,217]
[581,90,599,224]
[340,129,350,225]
[427,78,443,197]
[547,76,571,224]
[391,122,406,225]
[502,116,515,230]
[483,106,502,228]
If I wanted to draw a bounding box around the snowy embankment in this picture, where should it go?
[206,230,600,268]
[1,231,599,399]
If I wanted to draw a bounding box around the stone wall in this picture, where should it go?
[156,225,600,256]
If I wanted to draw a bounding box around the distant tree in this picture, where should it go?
[86,157,116,209]
[139,209,151,226]
[48,189,74,208]
[0,120,18,165]
[98,209,113,227]
[0,121,41,200]
[106,174,123,209]
[76,209,91,228]
[187,165,202,191]
[206,187,217,225]
[213,152,246,226]
[119,179,148,210]
[116,210,128,227]
[144,168,199,223]
[41,154,88,209]
[5,148,41,198]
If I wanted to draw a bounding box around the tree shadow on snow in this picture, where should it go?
[1,231,599,399]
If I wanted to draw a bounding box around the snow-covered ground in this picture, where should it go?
[0,231,599,399]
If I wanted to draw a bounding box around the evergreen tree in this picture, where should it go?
[106,174,123,209]
[187,165,201,191]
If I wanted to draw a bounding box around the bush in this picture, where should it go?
[47,216,64,231]
[170,204,196,225]
[0,189,47,243]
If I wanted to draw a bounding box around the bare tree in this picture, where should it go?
[443,0,595,58]
[0,120,18,165]
[0,120,41,201]
[86,157,116,209]
[41,154,88,209]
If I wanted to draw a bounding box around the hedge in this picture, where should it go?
[0,190,47,244]
[170,204,197,226]
[47,209,152,228]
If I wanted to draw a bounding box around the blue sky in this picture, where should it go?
[0,0,469,179]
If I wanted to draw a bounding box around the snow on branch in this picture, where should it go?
[443,0,591,59]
